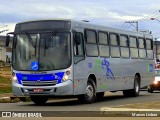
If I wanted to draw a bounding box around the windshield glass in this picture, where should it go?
[12,32,71,71]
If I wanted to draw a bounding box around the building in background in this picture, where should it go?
[0,35,12,63]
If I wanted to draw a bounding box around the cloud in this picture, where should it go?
[0,0,160,36]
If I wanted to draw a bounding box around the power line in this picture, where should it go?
[121,10,160,31]
[123,23,129,29]
[121,22,126,28]
[125,21,139,31]
[138,11,160,21]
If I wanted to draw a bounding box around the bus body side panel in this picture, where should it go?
[73,57,123,95]
[121,59,154,90]
[105,58,123,91]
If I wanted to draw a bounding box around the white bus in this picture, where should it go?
[6,19,154,104]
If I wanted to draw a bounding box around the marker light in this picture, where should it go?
[66,70,70,75]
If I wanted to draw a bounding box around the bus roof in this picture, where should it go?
[16,19,153,39]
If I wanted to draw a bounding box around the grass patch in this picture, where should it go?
[0,69,12,94]
[0,97,31,103]
[0,78,11,83]
[0,98,20,103]
[0,86,11,94]
[0,66,11,71]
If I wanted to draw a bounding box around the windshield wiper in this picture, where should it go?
[25,32,36,48]
[45,31,57,49]
[25,32,37,57]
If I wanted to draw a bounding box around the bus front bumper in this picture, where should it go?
[12,80,74,96]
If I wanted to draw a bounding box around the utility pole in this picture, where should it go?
[125,21,139,31]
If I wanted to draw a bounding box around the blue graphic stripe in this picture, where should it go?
[16,72,65,84]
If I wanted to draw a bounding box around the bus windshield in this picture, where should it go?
[12,32,71,71]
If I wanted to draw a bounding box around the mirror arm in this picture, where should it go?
[7,32,14,35]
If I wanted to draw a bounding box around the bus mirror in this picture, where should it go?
[5,35,10,47]
[75,34,81,45]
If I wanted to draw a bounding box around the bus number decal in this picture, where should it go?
[101,58,115,80]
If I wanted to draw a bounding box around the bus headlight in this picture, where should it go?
[12,72,18,83]
[62,69,70,82]
[63,75,69,81]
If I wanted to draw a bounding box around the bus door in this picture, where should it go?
[72,27,86,95]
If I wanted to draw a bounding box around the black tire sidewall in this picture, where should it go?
[133,76,140,96]
[80,78,96,103]
[30,96,48,105]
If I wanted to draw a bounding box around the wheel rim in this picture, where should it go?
[135,81,139,93]
[86,84,94,99]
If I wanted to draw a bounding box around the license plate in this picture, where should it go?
[33,88,44,93]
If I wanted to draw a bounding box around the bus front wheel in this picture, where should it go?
[123,75,140,97]
[30,96,48,105]
[78,78,96,104]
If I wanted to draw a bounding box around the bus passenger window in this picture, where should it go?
[98,32,109,57]
[120,35,129,58]
[99,32,108,45]
[146,39,153,59]
[85,30,97,43]
[146,39,152,49]
[138,38,145,48]
[110,33,120,58]
[129,37,138,59]
[110,34,118,46]
[138,38,146,59]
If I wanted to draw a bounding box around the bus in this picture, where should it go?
[6,19,154,104]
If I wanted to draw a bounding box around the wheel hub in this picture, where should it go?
[86,84,94,99]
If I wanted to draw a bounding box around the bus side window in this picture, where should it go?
[120,35,129,58]
[110,33,120,58]
[98,31,109,57]
[146,39,154,59]
[85,29,98,57]
[129,36,138,59]
[74,32,85,63]
[138,38,146,59]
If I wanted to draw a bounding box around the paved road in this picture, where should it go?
[0,91,160,112]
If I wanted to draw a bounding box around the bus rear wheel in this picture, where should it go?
[30,96,48,105]
[78,78,96,104]
[123,75,140,97]
[147,86,153,93]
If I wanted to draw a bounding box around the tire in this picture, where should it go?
[78,78,96,104]
[123,75,140,97]
[96,92,104,101]
[30,96,48,105]
[147,86,153,93]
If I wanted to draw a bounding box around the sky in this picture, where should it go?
[0,0,160,39]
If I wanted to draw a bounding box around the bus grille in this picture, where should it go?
[21,80,58,86]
